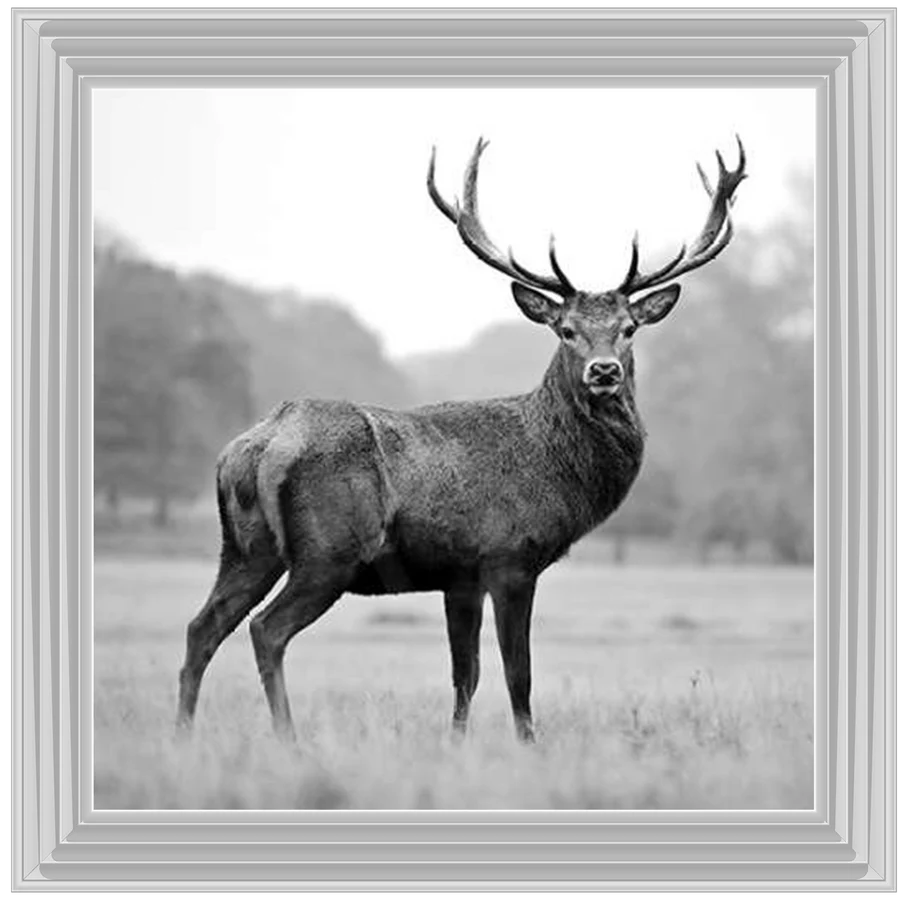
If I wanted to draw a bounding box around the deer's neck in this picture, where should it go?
[525,346,645,528]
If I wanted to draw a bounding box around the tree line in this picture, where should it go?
[603,171,814,563]
[94,224,411,527]
[95,170,812,563]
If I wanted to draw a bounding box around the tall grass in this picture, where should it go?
[94,557,814,810]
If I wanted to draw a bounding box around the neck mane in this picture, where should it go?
[524,345,646,529]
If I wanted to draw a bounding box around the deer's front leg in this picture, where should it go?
[489,574,536,743]
[443,587,485,737]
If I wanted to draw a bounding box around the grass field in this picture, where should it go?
[94,555,814,810]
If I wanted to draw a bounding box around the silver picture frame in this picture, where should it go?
[12,6,895,890]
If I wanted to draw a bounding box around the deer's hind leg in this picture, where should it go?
[250,430,392,741]
[248,567,347,742]
[176,549,285,730]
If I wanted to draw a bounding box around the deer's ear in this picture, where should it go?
[511,282,560,326]
[630,284,682,326]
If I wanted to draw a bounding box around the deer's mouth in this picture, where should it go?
[584,369,623,396]
[587,381,621,397]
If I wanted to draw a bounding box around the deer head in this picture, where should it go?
[428,137,747,398]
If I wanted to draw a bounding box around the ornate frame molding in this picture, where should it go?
[11,7,895,889]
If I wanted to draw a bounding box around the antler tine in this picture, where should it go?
[619,136,747,296]
[427,146,459,224]
[696,163,714,198]
[619,232,640,291]
[548,235,576,295]
[736,133,747,171]
[427,139,576,298]
[685,136,746,259]
[511,235,576,295]
[617,237,688,295]
[715,148,727,178]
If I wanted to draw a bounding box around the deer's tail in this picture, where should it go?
[215,439,276,559]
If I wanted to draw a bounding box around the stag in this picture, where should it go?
[176,138,747,742]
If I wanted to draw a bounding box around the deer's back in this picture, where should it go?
[217,396,590,593]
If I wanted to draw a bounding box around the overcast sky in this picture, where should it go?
[94,87,815,357]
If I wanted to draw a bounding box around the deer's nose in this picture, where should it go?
[584,358,624,386]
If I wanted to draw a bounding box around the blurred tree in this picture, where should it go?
[95,235,252,526]
[95,225,414,529]
[603,459,679,563]
[94,219,144,271]
[402,321,556,404]
[189,275,414,414]
[639,168,814,563]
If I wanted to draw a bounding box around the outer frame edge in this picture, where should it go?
[10,9,896,892]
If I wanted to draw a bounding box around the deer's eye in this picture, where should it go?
[621,322,636,340]
[559,325,576,341]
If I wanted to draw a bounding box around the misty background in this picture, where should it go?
[93,87,816,812]
[93,87,814,566]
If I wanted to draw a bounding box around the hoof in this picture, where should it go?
[450,717,469,743]
[515,720,536,744]
[173,716,194,742]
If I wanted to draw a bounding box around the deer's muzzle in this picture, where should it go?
[584,358,624,394]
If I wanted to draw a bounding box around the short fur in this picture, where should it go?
[225,346,643,593]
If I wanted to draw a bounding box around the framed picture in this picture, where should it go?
[12,7,895,890]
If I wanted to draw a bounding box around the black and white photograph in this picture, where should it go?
[93,85,815,811]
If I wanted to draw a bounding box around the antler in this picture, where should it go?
[427,137,576,298]
[618,136,748,296]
